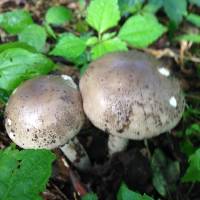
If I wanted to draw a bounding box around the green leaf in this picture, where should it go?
[189,0,200,6]
[81,193,98,200]
[0,48,55,92]
[151,149,180,196]
[0,147,55,200]
[69,52,89,66]
[0,88,9,103]
[86,37,98,46]
[76,20,89,33]
[117,182,154,200]
[44,22,57,39]
[86,0,120,34]
[118,13,166,48]
[91,37,128,60]
[185,123,200,137]
[143,0,164,13]
[45,6,72,25]
[102,32,116,40]
[176,34,200,43]
[18,24,47,52]
[182,148,200,182]
[183,105,200,121]
[118,0,144,15]
[0,10,33,34]
[50,33,86,60]
[0,41,37,53]
[80,63,89,76]
[186,13,200,28]
[163,0,187,24]
[180,139,197,157]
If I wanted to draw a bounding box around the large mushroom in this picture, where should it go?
[80,50,185,155]
[5,75,90,170]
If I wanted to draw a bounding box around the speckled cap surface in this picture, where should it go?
[80,50,185,140]
[5,75,85,149]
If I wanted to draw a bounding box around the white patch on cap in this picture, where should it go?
[7,118,12,126]
[158,67,170,77]
[61,74,72,81]
[61,75,77,89]
[169,96,177,108]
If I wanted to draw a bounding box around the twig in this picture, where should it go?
[62,157,88,197]
[186,182,195,197]
[51,183,69,200]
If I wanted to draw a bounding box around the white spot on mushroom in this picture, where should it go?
[61,75,77,89]
[158,67,170,77]
[169,96,177,108]
[7,118,12,126]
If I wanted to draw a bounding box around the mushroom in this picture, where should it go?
[5,75,90,170]
[79,50,185,155]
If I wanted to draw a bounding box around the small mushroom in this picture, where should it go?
[80,50,185,155]
[5,75,90,170]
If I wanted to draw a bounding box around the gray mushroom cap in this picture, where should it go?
[5,75,85,149]
[80,50,185,140]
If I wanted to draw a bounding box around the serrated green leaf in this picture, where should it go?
[176,34,200,43]
[186,13,200,28]
[0,42,37,53]
[118,13,166,48]
[185,123,200,136]
[45,6,72,25]
[118,0,144,15]
[91,37,128,60]
[182,148,200,182]
[0,88,9,103]
[151,149,180,197]
[86,37,98,46]
[163,0,187,24]
[69,52,89,66]
[183,106,200,121]
[18,24,47,52]
[117,182,154,200]
[0,148,55,200]
[86,0,120,34]
[102,32,116,41]
[44,22,57,39]
[81,193,98,200]
[50,33,86,60]
[80,63,89,76]
[76,20,89,33]
[143,0,164,13]
[189,0,200,6]
[180,139,197,157]
[0,10,33,34]
[0,48,55,92]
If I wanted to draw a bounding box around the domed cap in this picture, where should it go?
[80,50,185,140]
[5,75,85,149]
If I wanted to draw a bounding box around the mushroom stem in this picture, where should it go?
[108,135,129,156]
[60,137,91,171]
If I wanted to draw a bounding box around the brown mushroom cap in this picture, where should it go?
[5,75,85,149]
[80,51,185,140]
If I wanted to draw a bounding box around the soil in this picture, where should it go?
[0,1,199,200]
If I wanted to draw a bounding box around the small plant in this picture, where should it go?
[0,146,55,200]
[82,182,154,200]
[50,0,166,63]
